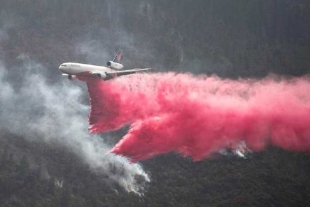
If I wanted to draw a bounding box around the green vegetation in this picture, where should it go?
[0,143,309,206]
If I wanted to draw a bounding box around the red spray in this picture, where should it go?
[83,73,310,162]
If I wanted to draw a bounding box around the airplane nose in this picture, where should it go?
[59,65,64,72]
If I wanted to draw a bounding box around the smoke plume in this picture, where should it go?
[84,73,310,162]
[0,57,150,194]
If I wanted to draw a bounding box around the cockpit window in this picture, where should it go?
[61,64,67,67]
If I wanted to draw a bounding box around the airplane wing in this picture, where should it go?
[84,68,151,80]
[106,68,152,76]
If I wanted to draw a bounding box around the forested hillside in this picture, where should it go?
[0,1,310,206]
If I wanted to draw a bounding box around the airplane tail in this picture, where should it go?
[107,49,124,70]
[113,49,123,63]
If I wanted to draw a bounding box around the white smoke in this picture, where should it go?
[0,56,150,194]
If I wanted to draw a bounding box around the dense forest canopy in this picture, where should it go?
[0,0,310,206]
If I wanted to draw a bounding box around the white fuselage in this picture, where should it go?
[59,62,114,75]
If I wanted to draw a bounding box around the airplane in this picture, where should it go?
[59,49,151,81]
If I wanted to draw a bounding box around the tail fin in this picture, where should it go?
[112,49,123,63]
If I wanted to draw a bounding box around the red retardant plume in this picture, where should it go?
[82,73,310,162]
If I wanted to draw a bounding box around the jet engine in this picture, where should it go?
[96,72,108,80]
[107,61,124,70]
[68,75,77,80]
